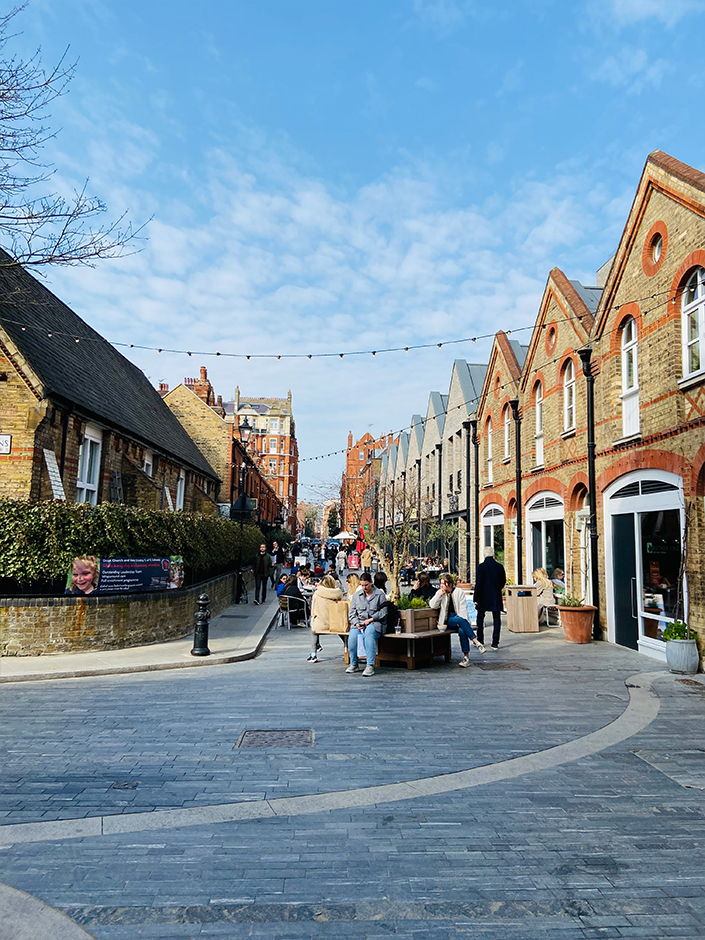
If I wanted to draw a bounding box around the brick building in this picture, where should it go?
[341,430,393,535]
[225,388,299,533]
[373,151,705,664]
[162,369,285,527]
[0,253,220,512]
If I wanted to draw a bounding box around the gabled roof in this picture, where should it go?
[388,441,398,476]
[429,391,448,437]
[410,414,424,452]
[0,251,219,479]
[398,431,409,470]
[452,359,488,416]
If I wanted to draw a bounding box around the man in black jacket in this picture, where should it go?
[473,546,507,650]
[254,544,272,605]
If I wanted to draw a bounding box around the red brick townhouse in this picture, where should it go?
[0,251,220,512]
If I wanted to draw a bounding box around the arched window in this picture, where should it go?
[621,316,639,437]
[503,405,511,460]
[563,359,575,432]
[534,382,544,466]
[486,417,493,483]
[682,267,705,377]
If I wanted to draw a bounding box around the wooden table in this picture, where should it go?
[376,630,451,670]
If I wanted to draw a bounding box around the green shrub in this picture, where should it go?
[396,594,430,610]
[661,620,692,641]
[0,499,265,584]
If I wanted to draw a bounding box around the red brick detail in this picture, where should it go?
[648,151,705,194]
[524,476,566,504]
[493,372,502,399]
[693,442,705,497]
[609,303,643,357]
[506,497,516,519]
[545,320,558,356]
[596,449,687,495]
[567,472,589,512]
[558,350,578,378]
[530,373,545,404]
[479,493,506,513]
[668,249,705,314]
[641,220,668,277]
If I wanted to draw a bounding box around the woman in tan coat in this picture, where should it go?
[308,574,344,662]
[532,568,556,625]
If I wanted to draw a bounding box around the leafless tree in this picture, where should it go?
[371,483,418,602]
[0,5,146,269]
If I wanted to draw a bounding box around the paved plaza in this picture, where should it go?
[1,617,705,940]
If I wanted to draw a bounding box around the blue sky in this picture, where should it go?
[13,0,705,498]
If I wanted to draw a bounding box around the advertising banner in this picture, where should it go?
[66,556,184,595]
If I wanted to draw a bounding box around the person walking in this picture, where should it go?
[269,540,285,588]
[430,574,486,665]
[474,546,507,650]
[361,545,373,573]
[336,547,347,577]
[254,544,272,605]
[346,572,387,678]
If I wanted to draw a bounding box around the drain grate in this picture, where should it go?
[235,729,314,749]
[110,781,139,790]
[476,661,529,671]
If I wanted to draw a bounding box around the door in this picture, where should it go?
[612,513,638,650]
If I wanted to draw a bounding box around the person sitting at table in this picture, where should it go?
[410,571,435,603]
[308,574,344,663]
[533,568,556,625]
[551,568,566,589]
[430,573,486,666]
[275,574,288,597]
[280,575,308,626]
[297,567,311,593]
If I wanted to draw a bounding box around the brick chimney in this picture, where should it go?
[158,381,169,393]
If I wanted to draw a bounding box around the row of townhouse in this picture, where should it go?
[376,150,704,663]
[0,252,285,528]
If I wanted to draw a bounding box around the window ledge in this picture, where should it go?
[678,370,705,392]
[530,464,545,473]
[502,457,511,465]
[612,433,642,447]
[483,482,493,489]
[561,428,576,440]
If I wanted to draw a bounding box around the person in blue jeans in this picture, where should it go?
[430,573,487,666]
[346,572,388,678]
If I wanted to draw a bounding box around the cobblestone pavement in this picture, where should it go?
[1,624,704,939]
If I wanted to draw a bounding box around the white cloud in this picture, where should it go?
[603,0,705,27]
[415,76,440,92]
[410,0,472,37]
[592,48,672,94]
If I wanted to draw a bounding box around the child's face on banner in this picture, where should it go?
[72,562,96,592]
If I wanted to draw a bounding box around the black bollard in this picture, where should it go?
[191,592,211,656]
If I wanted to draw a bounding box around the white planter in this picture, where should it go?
[665,639,699,675]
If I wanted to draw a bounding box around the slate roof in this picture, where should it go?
[0,251,219,480]
[410,414,424,453]
[569,280,602,315]
[508,341,529,371]
[453,359,488,416]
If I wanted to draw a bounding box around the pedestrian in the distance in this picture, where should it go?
[253,543,272,606]
[336,547,347,576]
[269,540,285,588]
[361,545,373,572]
[474,546,507,649]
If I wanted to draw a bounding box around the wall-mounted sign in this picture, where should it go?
[0,434,11,454]
[66,556,185,595]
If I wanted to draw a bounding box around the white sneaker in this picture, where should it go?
[306,654,318,663]
[362,665,375,677]
[345,664,360,674]
[458,657,470,668]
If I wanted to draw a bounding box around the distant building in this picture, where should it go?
[340,430,393,535]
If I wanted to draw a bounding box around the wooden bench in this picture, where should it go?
[376,630,451,670]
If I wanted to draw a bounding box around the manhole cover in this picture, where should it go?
[476,662,529,671]
[235,729,314,748]
[110,781,139,790]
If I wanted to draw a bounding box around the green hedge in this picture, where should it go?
[0,500,265,584]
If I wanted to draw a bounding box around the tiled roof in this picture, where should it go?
[0,250,218,480]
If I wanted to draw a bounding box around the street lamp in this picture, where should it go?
[233,417,253,604]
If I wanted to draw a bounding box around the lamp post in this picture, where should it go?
[509,399,523,585]
[578,346,602,640]
[233,418,253,604]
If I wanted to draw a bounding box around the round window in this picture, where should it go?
[651,232,662,263]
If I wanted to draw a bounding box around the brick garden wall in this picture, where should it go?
[0,570,246,657]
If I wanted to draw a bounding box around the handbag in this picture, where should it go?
[327,599,350,633]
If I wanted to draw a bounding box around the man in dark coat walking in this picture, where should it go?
[254,544,272,605]
[474,546,507,650]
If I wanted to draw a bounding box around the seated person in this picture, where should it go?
[346,572,388,678]
[308,574,344,663]
[345,573,361,596]
[280,575,308,625]
[409,571,435,603]
[374,571,399,633]
[551,568,566,589]
[533,568,556,625]
[430,573,486,666]
[275,574,289,597]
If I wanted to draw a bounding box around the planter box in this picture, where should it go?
[666,638,699,675]
[399,607,439,634]
[558,605,596,643]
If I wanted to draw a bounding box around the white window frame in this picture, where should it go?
[76,424,103,505]
[268,458,277,473]
[682,267,705,378]
[534,382,544,467]
[143,449,153,477]
[175,469,186,510]
[486,418,493,483]
[269,438,278,454]
[503,406,511,460]
[563,359,575,432]
[269,418,279,432]
[621,316,639,437]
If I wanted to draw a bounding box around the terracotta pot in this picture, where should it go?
[558,605,596,643]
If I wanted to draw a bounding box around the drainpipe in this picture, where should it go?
[470,418,480,576]
[416,458,421,556]
[463,420,472,580]
[578,346,602,640]
[509,399,523,585]
[436,443,443,560]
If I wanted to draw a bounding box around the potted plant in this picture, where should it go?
[557,594,596,644]
[662,620,699,675]
[396,595,439,633]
